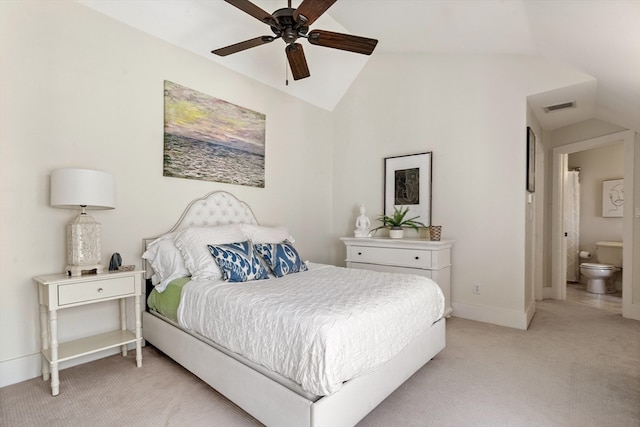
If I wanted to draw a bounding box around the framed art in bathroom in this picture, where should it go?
[602,179,623,217]
[526,127,536,193]
[384,152,432,227]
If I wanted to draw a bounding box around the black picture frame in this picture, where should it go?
[527,127,536,193]
[384,152,432,227]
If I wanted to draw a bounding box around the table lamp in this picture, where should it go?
[50,168,115,276]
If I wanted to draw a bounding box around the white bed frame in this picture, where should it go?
[142,191,446,427]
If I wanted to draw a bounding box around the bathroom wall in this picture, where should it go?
[568,143,624,275]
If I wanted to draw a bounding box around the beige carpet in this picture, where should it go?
[2,299,639,427]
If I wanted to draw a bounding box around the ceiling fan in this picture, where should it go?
[212,0,378,81]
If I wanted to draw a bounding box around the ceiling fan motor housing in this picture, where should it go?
[271,8,309,44]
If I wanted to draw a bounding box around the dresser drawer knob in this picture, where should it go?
[97,288,104,293]
[415,256,419,260]
[358,252,362,255]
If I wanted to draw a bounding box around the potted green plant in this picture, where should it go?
[371,206,425,239]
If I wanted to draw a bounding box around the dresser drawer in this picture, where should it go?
[348,245,432,269]
[58,276,135,306]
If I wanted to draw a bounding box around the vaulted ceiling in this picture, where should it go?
[79,0,639,132]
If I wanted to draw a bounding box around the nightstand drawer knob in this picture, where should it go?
[415,256,419,260]
[97,288,104,293]
[358,252,362,255]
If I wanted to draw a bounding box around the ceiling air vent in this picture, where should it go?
[543,101,576,113]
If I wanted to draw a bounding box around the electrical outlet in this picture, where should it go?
[473,284,481,294]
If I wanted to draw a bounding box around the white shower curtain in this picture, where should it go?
[564,170,581,282]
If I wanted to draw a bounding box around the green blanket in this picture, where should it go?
[147,277,190,322]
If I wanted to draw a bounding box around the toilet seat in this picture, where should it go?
[580,262,614,270]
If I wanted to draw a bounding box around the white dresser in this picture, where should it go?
[341,237,453,316]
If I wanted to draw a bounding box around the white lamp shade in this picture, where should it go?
[51,168,115,209]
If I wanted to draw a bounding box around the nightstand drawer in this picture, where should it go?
[348,246,431,268]
[58,276,135,305]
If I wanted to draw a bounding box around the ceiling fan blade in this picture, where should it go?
[286,43,310,80]
[212,36,275,56]
[293,0,337,26]
[225,0,279,27]
[308,29,378,55]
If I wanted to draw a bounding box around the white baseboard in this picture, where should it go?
[0,353,41,388]
[0,346,127,388]
[525,300,536,328]
[622,300,640,321]
[451,301,529,330]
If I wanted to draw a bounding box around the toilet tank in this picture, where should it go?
[596,241,623,267]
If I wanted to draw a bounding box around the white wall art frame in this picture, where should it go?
[602,179,623,218]
[384,152,432,227]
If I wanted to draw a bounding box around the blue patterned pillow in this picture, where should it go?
[207,241,269,282]
[254,241,308,278]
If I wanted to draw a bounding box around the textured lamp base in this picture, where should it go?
[66,264,103,277]
[66,213,103,276]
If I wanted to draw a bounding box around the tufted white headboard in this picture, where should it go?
[164,191,258,231]
[142,191,259,279]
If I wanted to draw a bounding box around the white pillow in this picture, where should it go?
[174,225,246,281]
[142,232,190,293]
[241,224,294,243]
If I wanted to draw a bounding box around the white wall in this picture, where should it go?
[0,1,332,386]
[568,143,624,257]
[331,53,596,329]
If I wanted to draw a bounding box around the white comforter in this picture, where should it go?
[177,263,444,396]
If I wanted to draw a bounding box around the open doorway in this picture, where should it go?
[551,130,637,319]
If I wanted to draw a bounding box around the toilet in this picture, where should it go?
[579,241,623,294]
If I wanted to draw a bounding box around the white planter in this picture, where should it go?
[388,228,404,239]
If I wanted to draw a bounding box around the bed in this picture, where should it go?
[141,191,446,427]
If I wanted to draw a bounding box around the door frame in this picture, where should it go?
[550,130,637,319]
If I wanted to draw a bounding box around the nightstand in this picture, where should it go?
[34,269,144,396]
[341,237,453,316]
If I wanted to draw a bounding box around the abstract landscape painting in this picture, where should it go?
[163,81,266,187]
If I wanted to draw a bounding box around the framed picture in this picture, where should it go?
[602,179,624,217]
[384,152,432,227]
[163,80,266,188]
[526,127,535,193]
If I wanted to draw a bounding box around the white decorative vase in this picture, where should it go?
[389,228,404,239]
